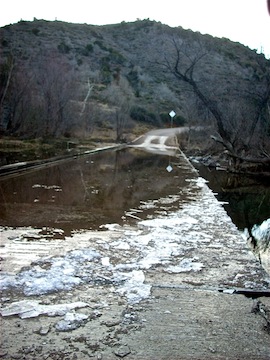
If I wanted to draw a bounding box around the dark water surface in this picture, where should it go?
[1,147,269,277]
[0,148,197,235]
[193,163,270,231]
[1,147,269,235]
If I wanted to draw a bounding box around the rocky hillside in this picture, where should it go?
[0,19,269,161]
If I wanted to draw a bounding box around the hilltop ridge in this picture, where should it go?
[0,19,269,167]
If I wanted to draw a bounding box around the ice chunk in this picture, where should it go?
[101,257,110,266]
[0,248,101,296]
[165,258,204,273]
[0,300,89,319]
[55,311,89,331]
[116,270,152,304]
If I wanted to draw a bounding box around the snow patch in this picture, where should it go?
[116,270,151,304]
[0,249,100,295]
[165,258,204,273]
[32,184,62,191]
[0,300,89,319]
[55,311,89,331]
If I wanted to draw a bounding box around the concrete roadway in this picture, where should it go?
[130,127,189,152]
[129,126,198,156]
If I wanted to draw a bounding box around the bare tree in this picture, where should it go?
[78,74,98,137]
[162,37,230,142]
[0,51,77,138]
[0,56,38,136]
[0,55,14,117]
[161,37,270,172]
[35,55,76,137]
[80,78,94,117]
[102,75,134,141]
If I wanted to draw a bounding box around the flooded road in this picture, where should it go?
[1,145,270,360]
[0,147,197,234]
[0,145,269,280]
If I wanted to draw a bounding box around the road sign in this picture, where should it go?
[169,110,176,128]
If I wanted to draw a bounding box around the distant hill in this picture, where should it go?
[0,19,269,161]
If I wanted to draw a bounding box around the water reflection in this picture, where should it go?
[193,163,270,274]
[193,163,270,231]
[0,148,197,235]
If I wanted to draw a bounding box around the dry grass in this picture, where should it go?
[0,138,41,151]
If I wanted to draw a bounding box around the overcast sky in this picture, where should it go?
[1,0,269,58]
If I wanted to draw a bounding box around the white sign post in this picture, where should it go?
[166,111,176,172]
[169,110,176,128]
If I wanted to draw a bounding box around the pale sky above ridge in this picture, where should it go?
[1,0,269,58]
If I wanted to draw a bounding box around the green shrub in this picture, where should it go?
[1,39,8,47]
[32,28,40,36]
[94,40,107,51]
[130,106,157,125]
[108,48,126,64]
[160,112,186,127]
[77,58,83,66]
[57,41,71,54]
[85,43,93,52]
[100,57,112,83]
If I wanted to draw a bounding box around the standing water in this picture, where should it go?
[0,147,197,235]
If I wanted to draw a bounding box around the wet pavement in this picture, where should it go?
[0,145,270,359]
[0,147,195,232]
